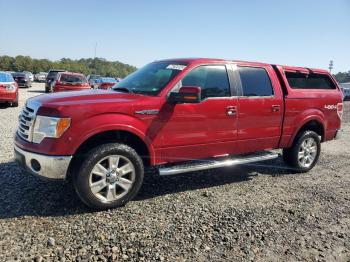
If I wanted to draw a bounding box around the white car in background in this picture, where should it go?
[340,83,350,101]
[35,72,48,82]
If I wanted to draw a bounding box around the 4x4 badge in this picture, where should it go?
[135,109,159,115]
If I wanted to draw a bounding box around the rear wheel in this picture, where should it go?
[283,130,321,172]
[73,143,144,209]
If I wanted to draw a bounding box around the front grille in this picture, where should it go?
[17,101,40,142]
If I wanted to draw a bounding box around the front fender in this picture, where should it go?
[66,113,156,164]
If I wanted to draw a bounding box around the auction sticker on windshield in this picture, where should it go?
[166,64,187,70]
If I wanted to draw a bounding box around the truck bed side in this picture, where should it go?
[273,65,343,148]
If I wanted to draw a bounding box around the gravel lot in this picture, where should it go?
[0,83,349,261]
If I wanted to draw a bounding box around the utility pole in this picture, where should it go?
[329,60,334,73]
[94,43,98,75]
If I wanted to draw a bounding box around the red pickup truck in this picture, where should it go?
[14,58,343,209]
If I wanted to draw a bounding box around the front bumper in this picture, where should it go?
[14,145,72,180]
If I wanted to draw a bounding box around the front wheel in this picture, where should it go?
[73,143,144,209]
[283,130,321,172]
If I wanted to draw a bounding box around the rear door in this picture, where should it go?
[235,64,284,153]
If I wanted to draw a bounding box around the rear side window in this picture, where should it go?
[285,72,336,89]
[238,67,274,96]
[181,65,230,99]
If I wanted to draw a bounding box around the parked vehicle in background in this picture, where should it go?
[45,69,66,92]
[98,77,119,89]
[340,83,350,100]
[14,58,343,210]
[0,71,18,107]
[11,72,31,88]
[35,72,48,82]
[51,72,91,92]
[24,71,34,82]
[87,74,102,88]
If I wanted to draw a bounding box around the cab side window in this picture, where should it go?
[238,67,274,96]
[181,65,230,99]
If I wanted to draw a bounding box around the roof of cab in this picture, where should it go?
[157,58,329,74]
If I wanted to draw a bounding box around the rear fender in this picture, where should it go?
[287,109,326,147]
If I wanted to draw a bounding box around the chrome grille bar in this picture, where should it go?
[17,100,40,142]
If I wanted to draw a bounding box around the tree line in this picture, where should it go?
[0,55,137,78]
[333,71,350,83]
[1,55,349,83]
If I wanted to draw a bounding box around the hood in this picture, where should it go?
[31,89,143,106]
[28,89,152,118]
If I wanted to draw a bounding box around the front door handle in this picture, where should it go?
[272,105,281,112]
[226,106,237,116]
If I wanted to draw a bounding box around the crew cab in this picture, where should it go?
[51,72,91,92]
[0,71,18,107]
[14,58,343,209]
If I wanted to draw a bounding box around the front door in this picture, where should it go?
[157,65,239,163]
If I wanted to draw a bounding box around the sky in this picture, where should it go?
[0,0,349,73]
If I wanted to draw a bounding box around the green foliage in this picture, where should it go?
[333,71,350,83]
[0,56,137,78]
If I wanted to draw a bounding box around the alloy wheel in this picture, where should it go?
[298,138,317,168]
[89,155,136,203]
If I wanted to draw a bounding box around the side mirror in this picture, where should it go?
[168,86,201,104]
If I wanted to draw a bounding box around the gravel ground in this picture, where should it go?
[0,83,349,261]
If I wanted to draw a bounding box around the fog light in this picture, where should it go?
[31,159,41,172]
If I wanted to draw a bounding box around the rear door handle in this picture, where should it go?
[272,105,281,112]
[226,106,237,116]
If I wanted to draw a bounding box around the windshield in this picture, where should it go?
[0,72,14,82]
[60,74,87,83]
[112,61,188,96]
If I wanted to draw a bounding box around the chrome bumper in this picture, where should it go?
[334,129,343,140]
[14,145,72,180]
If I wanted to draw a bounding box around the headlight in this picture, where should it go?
[6,84,16,91]
[32,116,71,143]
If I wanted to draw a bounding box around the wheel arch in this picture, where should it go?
[66,127,155,181]
[76,128,154,164]
[288,117,325,147]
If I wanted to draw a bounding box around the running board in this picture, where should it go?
[158,151,279,176]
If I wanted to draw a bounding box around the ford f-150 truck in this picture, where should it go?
[14,58,343,209]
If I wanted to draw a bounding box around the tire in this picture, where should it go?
[10,101,18,107]
[45,85,51,93]
[73,143,144,210]
[283,130,321,172]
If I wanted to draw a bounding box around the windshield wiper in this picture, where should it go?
[112,87,133,93]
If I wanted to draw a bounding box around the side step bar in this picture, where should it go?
[158,151,279,176]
